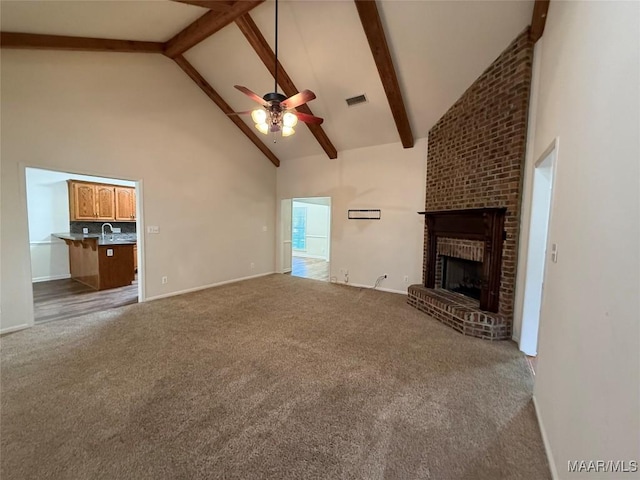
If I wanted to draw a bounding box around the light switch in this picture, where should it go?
[551,243,558,263]
[106,249,114,257]
[147,226,159,234]
[262,226,268,232]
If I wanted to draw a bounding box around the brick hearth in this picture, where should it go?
[408,285,510,340]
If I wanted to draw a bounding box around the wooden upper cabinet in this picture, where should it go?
[69,180,135,222]
[71,182,98,220]
[115,187,136,221]
[95,185,115,220]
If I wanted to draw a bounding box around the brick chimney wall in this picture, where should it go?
[423,28,534,318]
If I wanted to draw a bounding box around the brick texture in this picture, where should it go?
[415,28,534,338]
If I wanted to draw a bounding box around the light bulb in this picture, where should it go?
[282,112,298,127]
[256,123,269,135]
[251,109,267,124]
[282,126,295,137]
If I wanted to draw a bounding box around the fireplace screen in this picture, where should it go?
[442,256,483,301]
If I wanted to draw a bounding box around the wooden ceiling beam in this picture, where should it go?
[235,14,337,159]
[164,0,264,58]
[0,32,164,53]
[530,0,550,43]
[173,55,280,167]
[172,1,235,12]
[354,0,414,149]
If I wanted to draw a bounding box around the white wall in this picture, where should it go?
[26,167,135,282]
[277,139,427,293]
[292,199,330,261]
[1,50,276,333]
[517,2,639,477]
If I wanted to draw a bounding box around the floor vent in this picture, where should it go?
[346,94,367,107]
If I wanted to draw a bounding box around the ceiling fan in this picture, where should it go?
[231,0,323,138]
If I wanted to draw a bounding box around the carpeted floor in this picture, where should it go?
[1,274,549,479]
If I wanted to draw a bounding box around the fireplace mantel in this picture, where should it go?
[419,208,506,312]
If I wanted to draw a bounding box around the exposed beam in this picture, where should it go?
[235,14,338,160]
[172,0,235,12]
[0,32,164,53]
[173,55,280,167]
[164,0,264,58]
[530,0,550,43]
[354,0,414,149]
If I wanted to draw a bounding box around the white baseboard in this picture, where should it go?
[533,395,558,480]
[32,274,71,283]
[0,323,30,335]
[339,282,407,295]
[144,272,275,302]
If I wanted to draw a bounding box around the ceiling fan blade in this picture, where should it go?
[234,85,266,105]
[281,89,316,110]
[294,111,324,125]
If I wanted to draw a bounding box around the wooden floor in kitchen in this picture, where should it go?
[32,278,138,324]
[291,256,329,282]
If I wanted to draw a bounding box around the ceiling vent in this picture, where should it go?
[345,94,368,107]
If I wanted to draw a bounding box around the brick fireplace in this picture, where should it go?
[408,28,534,340]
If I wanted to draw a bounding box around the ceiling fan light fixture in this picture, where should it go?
[251,108,267,124]
[282,112,298,128]
[232,0,322,139]
[282,126,295,137]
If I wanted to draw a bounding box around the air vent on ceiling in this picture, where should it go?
[345,94,368,107]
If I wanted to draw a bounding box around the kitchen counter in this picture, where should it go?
[54,233,136,290]
[54,232,137,245]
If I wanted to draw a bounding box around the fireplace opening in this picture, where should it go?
[442,256,483,300]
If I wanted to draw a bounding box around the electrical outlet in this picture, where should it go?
[404,275,409,283]
[161,276,168,284]
[250,262,255,269]
[112,227,121,233]
[106,249,114,257]
[82,227,89,234]
[262,226,267,232]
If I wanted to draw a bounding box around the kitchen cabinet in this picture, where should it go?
[115,187,136,221]
[55,234,135,290]
[68,180,135,222]
[95,184,116,220]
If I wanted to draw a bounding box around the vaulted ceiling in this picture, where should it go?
[0,0,536,165]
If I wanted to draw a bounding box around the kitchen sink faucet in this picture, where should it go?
[101,223,114,238]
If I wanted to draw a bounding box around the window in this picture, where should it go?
[292,206,307,250]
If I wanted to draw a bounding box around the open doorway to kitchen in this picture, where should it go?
[288,197,331,282]
[25,167,142,324]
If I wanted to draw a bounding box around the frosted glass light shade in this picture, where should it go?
[282,126,295,137]
[256,123,269,135]
[282,112,298,127]
[251,109,267,124]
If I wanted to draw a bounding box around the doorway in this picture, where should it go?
[25,167,142,324]
[282,197,331,282]
[519,146,556,357]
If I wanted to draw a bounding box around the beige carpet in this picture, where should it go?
[1,274,549,479]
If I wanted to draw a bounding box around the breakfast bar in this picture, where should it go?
[54,233,136,291]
